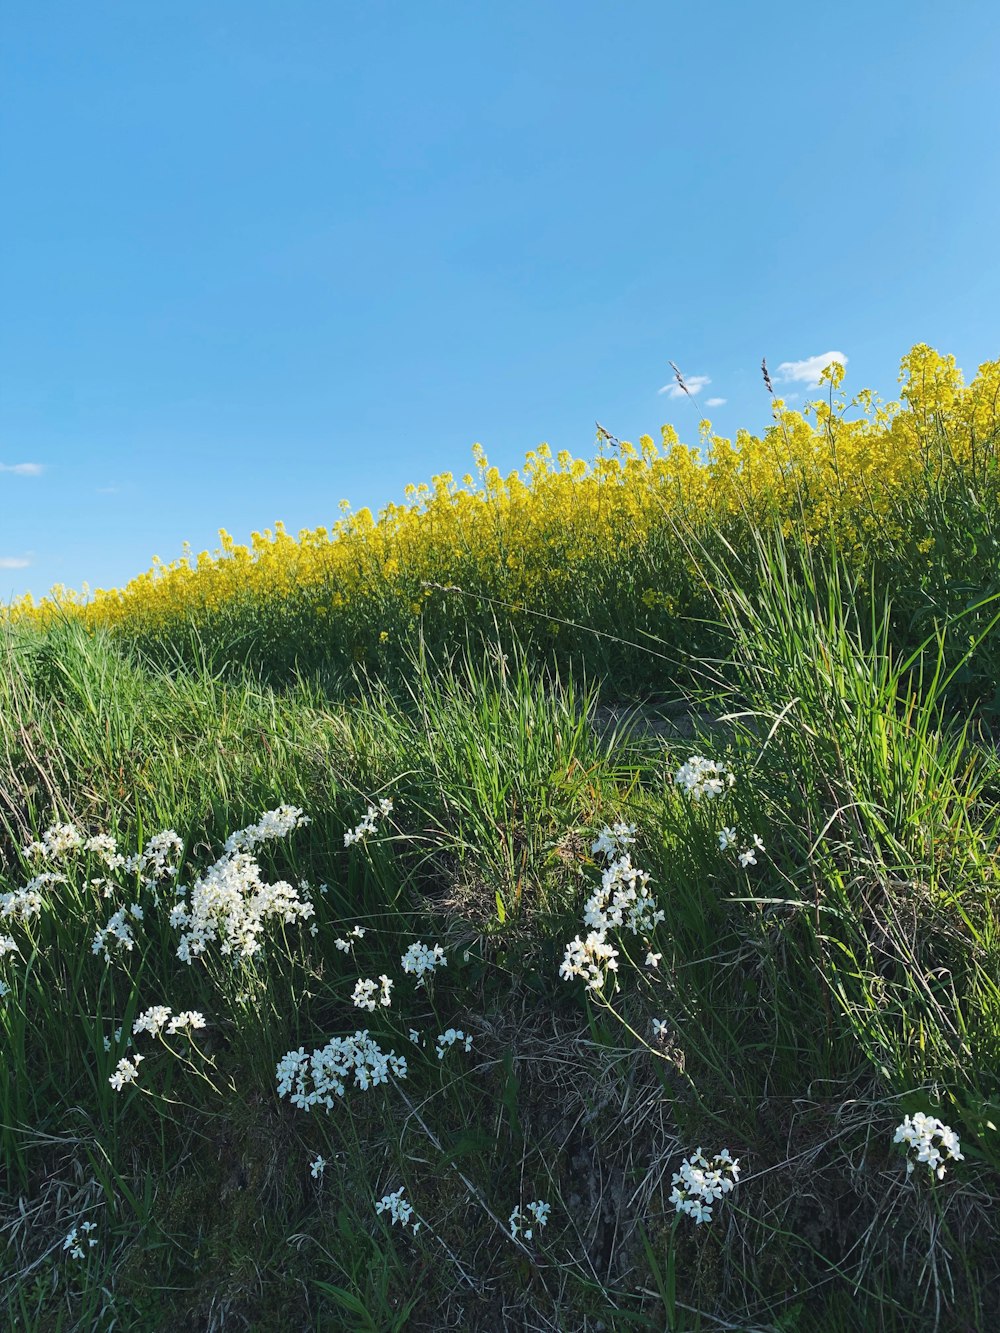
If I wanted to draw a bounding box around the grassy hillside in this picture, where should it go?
[2,348,1000,1330]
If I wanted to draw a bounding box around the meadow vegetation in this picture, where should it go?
[1,344,999,1330]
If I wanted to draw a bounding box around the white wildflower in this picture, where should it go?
[738,837,765,868]
[509,1200,550,1242]
[375,1185,417,1229]
[718,826,737,850]
[0,934,19,958]
[24,822,83,861]
[121,829,184,886]
[222,805,310,857]
[591,822,637,861]
[350,975,394,1012]
[894,1112,964,1180]
[166,1010,206,1033]
[92,907,136,961]
[670,1147,740,1223]
[344,798,393,847]
[645,951,662,968]
[172,824,314,964]
[2,872,65,923]
[435,1028,473,1059]
[133,1005,172,1037]
[352,979,378,1012]
[583,853,664,936]
[310,1155,326,1178]
[108,1053,144,1092]
[63,1219,99,1259]
[83,833,126,870]
[276,1031,407,1111]
[400,940,447,985]
[62,1228,85,1260]
[674,755,735,801]
[559,931,619,991]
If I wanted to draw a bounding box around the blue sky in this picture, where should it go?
[2,1,998,602]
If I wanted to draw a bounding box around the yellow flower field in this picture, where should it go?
[6,345,999,689]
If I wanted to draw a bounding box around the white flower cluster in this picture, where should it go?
[670,1148,741,1224]
[344,797,394,847]
[133,1005,172,1037]
[24,822,84,860]
[222,805,311,857]
[132,1005,206,1038]
[0,932,14,996]
[509,1200,550,1241]
[23,821,183,883]
[121,830,184,892]
[674,755,735,801]
[82,833,126,870]
[400,940,447,985]
[560,824,663,993]
[276,1030,408,1111]
[738,834,765,868]
[170,808,315,964]
[590,821,636,859]
[719,827,766,867]
[109,1053,144,1092]
[435,1028,473,1059]
[63,1221,98,1260]
[894,1112,964,1179]
[352,975,393,1012]
[584,854,665,936]
[559,931,620,992]
[2,872,64,923]
[92,903,143,962]
[107,1007,206,1090]
[375,1186,420,1232]
[334,925,367,952]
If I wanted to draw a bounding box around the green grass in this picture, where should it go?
[1,526,998,1331]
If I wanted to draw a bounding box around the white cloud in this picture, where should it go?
[705,397,726,407]
[658,374,711,399]
[0,556,30,569]
[0,462,44,476]
[775,351,847,386]
[96,486,120,495]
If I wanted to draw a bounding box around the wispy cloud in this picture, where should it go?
[658,374,711,399]
[775,351,847,386]
[96,486,120,495]
[0,462,45,476]
[705,397,726,407]
[0,556,31,569]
